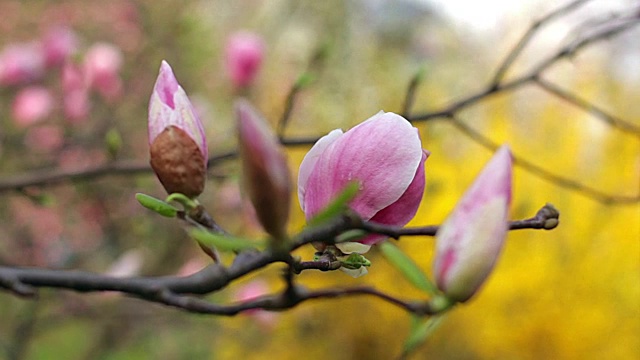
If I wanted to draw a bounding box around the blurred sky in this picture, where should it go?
[425,0,635,31]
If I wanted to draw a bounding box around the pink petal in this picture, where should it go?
[148,61,207,160]
[297,129,343,211]
[360,150,428,245]
[303,112,423,220]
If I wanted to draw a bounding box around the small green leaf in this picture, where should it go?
[295,72,316,88]
[308,182,360,227]
[340,253,371,270]
[403,314,446,356]
[136,193,178,217]
[105,128,122,159]
[190,229,262,252]
[379,242,437,295]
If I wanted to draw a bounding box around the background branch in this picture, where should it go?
[1,1,636,205]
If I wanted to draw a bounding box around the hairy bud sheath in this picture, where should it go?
[148,61,207,198]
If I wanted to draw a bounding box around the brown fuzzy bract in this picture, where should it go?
[150,126,206,198]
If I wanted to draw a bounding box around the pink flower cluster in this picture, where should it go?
[1,26,123,151]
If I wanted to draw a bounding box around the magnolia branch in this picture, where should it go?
[0,205,557,315]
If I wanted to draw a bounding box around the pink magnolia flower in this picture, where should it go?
[84,42,123,100]
[225,31,265,88]
[298,111,427,245]
[12,86,54,127]
[433,145,513,303]
[0,42,45,86]
[42,26,78,67]
[236,99,291,240]
[148,60,207,197]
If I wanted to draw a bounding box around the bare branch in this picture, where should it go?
[534,77,640,137]
[0,205,556,315]
[448,115,640,205]
[490,0,591,86]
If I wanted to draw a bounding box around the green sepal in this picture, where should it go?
[166,193,198,211]
[379,242,437,296]
[190,228,262,253]
[402,314,446,357]
[307,181,360,227]
[340,253,371,270]
[135,193,179,217]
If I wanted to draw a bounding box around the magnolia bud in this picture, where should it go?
[148,61,207,198]
[225,32,265,89]
[433,145,513,303]
[236,99,291,241]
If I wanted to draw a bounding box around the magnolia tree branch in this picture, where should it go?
[0,205,558,315]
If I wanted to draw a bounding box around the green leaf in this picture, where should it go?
[190,229,262,252]
[295,72,316,88]
[135,193,178,217]
[403,314,446,356]
[340,253,371,270]
[378,242,437,295]
[308,181,360,227]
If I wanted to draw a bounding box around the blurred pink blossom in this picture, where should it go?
[234,280,278,328]
[58,147,106,170]
[298,111,427,246]
[24,125,64,152]
[225,31,265,88]
[42,26,79,67]
[433,145,513,303]
[84,42,123,100]
[12,86,54,127]
[176,257,208,276]
[62,61,90,123]
[10,197,64,266]
[0,42,45,86]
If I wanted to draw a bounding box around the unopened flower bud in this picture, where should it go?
[236,99,291,241]
[433,145,513,303]
[225,31,265,89]
[148,61,207,198]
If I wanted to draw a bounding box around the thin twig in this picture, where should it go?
[534,77,640,137]
[448,115,640,204]
[490,0,591,86]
